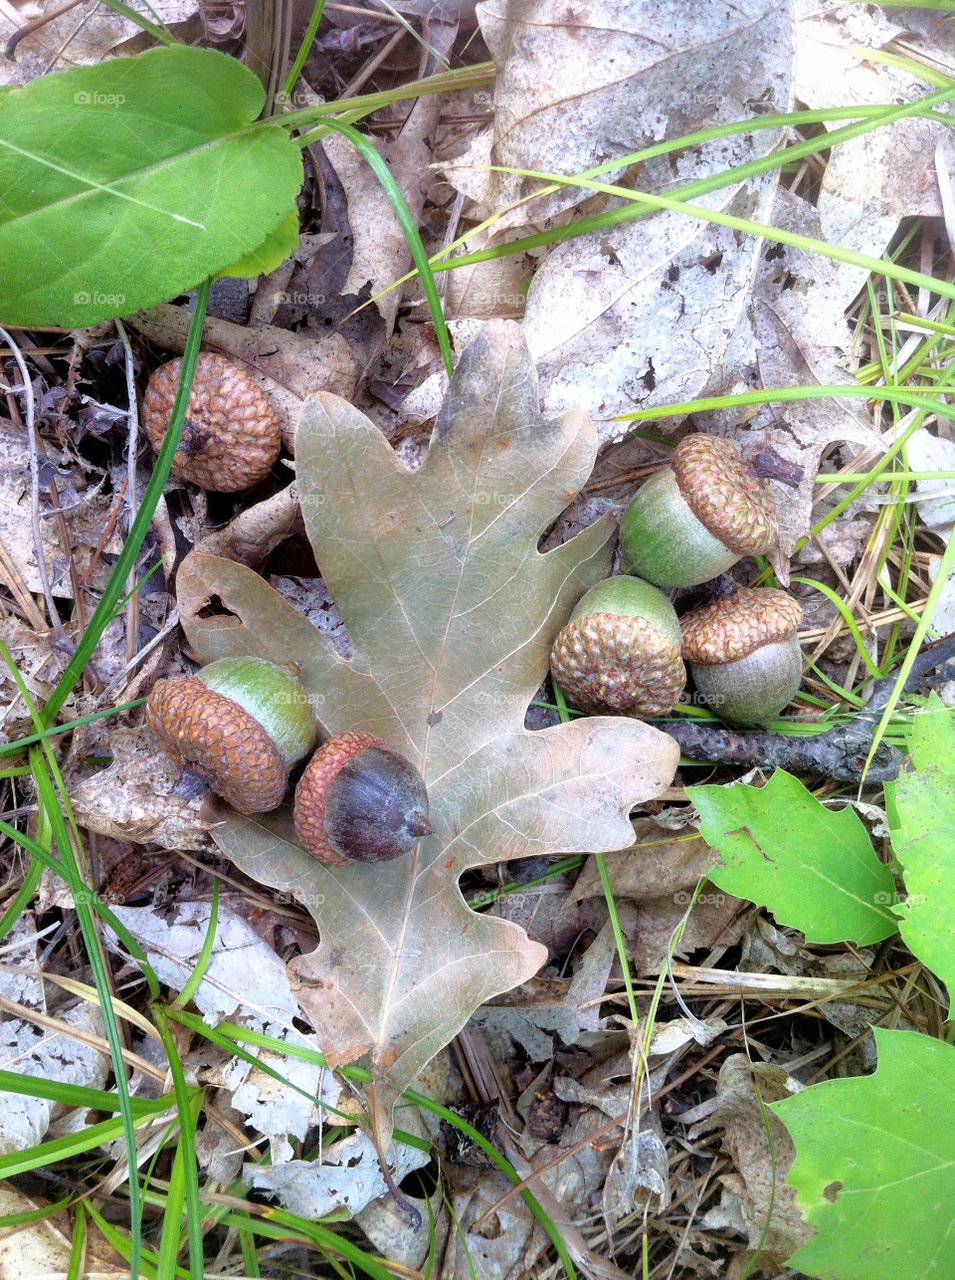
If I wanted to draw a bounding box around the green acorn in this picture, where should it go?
[550,576,686,717]
[620,435,778,588]
[680,586,803,726]
[147,656,315,814]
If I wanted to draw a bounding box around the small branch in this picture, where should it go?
[665,719,901,783]
[668,631,955,783]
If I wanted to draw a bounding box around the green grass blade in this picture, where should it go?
[152,1005,204,1279]
[303,119,453,378]
[94,0,177,45]
[0,1068,173,1116]
[0,699,146,759]
[171,877,219,1010]
[281,0,325,106]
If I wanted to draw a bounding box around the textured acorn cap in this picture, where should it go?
[146,677,288,814]
[294,731,432,867]
[551,577,686,717]
[142,353,280,492]
[681,586,802,664]
[672,435,777,556]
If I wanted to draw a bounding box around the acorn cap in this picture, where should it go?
[294,731,432,867]
[672,435,777,557]
[551,576,686,717]
[681,586,802,664]
[142,353,280,492]
[146,677,288,814]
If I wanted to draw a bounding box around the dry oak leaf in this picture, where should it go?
[176,321,679,1146]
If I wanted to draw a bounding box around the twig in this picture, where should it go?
[667,631,955,783]
[666,720,901,783]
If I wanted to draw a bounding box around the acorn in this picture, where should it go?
[619,435,778,589]
[146,656,315,814]
[294,731,432,866]
[142,353,280,491]
[550,576,686,717]
[680,586,803,726]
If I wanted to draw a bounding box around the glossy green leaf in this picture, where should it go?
[0,46,302,326]
[774,1028,955,1279]
[689,769,897,945]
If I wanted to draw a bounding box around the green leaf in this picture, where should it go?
[219,208,300,280]
[0,46,302,327]
[902,693,955,772]
[884,695,955,1014]
[773,1027,955,1280]
[688,769,897,945]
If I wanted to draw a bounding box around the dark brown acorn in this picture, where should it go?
[293,731,432,866]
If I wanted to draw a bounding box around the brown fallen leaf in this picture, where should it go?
[175,321,680,1146]
[691,1054,813,1268]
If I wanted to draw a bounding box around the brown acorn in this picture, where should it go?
[142,353,280,491]
[294,731,432,867]
[146,657,315,814]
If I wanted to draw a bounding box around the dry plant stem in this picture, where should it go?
[114,318,140,667]
[44,473,85,611]
[667,719,901,782]
[340,24,406,99]
[4,0,83,54]
[1,327,67,650]
[243,0,294,115]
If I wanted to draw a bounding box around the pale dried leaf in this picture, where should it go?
[68,726,216,852]
[245,1129,430,1220]
[0,1184,126,1279]
[691,1054,812,1264]
[795,5,955,301]
[176,321,680,1145]
[0,919,107,1154]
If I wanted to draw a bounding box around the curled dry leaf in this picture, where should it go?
[176,321,680,1146]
